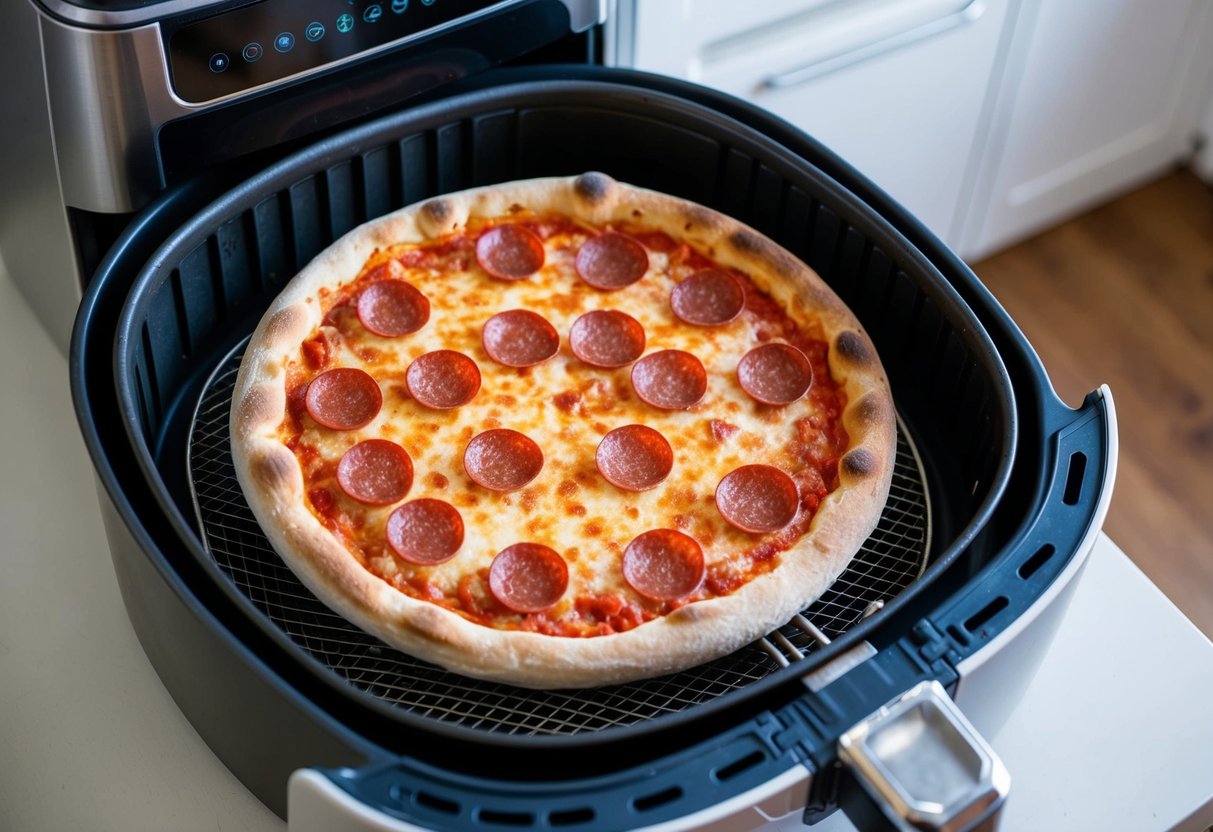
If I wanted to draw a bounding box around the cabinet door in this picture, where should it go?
[960,0,1213,259]
[616,0,1013,246]
[1198,90,1213,183]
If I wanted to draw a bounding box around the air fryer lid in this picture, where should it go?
[111,76,1014,750]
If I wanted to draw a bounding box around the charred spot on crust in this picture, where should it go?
[800,283,844,317]
[835,330,873,366]
[852,391,886,428]
[574,172,613,205]
[421,198,452,225]
[841,447,878,479]
[682,205,717,233]
[252,446,298,492]
[730,229,799,277]
[729,229,764,255]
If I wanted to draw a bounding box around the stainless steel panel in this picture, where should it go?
[0,0,605,352]
[37,0,606,214]
[0,1,80,353]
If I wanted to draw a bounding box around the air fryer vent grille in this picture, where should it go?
[188,343,929,735]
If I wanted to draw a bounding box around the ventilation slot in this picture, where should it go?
[965,596,1009,633]
[714,750,765,783]
[413,791,459,815]
[477,808,533,826]
[1063,452,1087,505]
[1018,544,1056,580]
[549,807,595,826]
[633,786,683,812]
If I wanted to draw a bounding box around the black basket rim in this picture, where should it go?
[110,75,1017,752]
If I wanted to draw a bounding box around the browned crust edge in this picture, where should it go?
[230,172,896,689]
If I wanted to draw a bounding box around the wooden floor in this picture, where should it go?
[972,169,1213,639]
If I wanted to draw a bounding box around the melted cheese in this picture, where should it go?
[280,219,846,632]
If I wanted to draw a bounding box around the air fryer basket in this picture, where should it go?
[72,69,1112,827]
[114,77,1010,735]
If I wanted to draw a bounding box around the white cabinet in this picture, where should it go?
[612,0,1013,247]
[959,0,1213,259]
[611,0,1213,260]
[1199,90,1213,182]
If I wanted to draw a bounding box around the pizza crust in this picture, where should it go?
[231,173,895,689]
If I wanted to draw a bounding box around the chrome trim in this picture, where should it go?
[40,16,174,212]
[35,0,231,30]
[36,0,603,32]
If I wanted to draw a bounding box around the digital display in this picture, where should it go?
[166,0,506,103]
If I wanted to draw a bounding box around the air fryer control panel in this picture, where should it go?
[166,0,505,102]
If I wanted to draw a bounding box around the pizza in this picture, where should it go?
[230,172,895,689]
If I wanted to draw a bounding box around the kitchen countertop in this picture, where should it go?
[2,264,1212,831]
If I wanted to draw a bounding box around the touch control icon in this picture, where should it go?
[391,0,408,11]
[274,32,295,52]
[336,13,355,32]
[242,42,262,62]
[305,22,326,42]
[363,4,382,22]
[208,52,230,73]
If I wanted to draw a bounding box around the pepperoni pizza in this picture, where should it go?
[230,173,895,688]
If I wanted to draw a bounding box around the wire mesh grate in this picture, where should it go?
[187,343,930,736]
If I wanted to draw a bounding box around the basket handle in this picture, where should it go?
[837,680,1009,831]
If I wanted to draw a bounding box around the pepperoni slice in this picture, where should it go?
[670,269,745,326]
[622,529,705,601]
[405,350,481,410]
[631,350,708,410]
[575,231,649,290]
[481,309,560,368]
[568,309,646,368]
[715,464,800,533]
[737,343,814,406]
[595,425,673,492]
[475,224,545,281]
[356,279,430,337]
[336,439,414,505]
[304,367,382,430]
[463,429,544,492]
[386,499,464,565]
[488,542,569,613]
